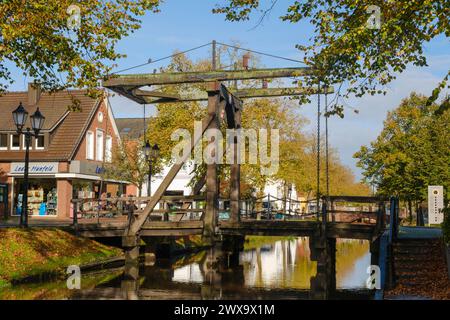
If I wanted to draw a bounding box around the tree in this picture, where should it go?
[294,133,370,200]
[213,1,449,113]
[354,93,450,206]
[104,138,157,197]
[0,0,160,97]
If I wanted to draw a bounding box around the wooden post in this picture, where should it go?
[72,200,78,235]
[331,199,335,222]
[204,83,221,241]
[230,105,241,224]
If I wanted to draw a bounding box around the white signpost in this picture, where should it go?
[428,186,444,225]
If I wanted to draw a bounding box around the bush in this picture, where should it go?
[442,207,450,245]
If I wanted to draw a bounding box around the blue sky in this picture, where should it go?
[6,0,450,179]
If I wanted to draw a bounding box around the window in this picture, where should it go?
[11,134,20,150]
[22,135,30,150]
[105,135,112,162]
[0,134,7,150]
[35,135,45,150]
[96,129,104,161]
[86,131,94,160]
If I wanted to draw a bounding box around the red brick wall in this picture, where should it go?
[57,179,72,218]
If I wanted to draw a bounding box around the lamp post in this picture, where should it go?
[12,102,45,227]
[144,141,160,198]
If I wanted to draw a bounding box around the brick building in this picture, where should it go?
[0,84,136,219]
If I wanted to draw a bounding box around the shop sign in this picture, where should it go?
[11,162,59,174]
[70,160,107,176]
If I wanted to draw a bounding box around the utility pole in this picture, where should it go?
[212,40,217,71]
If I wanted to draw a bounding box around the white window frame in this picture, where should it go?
[105,135,112,163]
[10,134,20,150]
[35,134,45,150]
[86,131,94,160]
[22,135,32,150]
[0,133,7,150]
[96,129,104,161]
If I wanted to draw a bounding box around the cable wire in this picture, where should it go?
[316,81,321,217]
[216,41,306,65]
[111,42,213,74]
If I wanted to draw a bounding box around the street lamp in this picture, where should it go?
[12,103,45,227]
[144,141,159,197]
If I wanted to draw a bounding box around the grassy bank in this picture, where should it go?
[0,228,122,288]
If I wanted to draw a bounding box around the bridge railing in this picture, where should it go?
[236,194,319,221]
[322,195,389,227]
[71,195,206,226]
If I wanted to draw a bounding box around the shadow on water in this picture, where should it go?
[1,238,373,300]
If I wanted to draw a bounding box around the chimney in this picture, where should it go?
[28,82,41,106]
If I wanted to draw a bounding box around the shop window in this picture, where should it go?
[11,134,20,150]
[96,129,104,161]
[0,134,7,150]
[13,178,57,216]
[35,135,45,150]
[86,131,94,160]
[105,135,112,162]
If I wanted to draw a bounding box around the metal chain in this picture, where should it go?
[316,81,321,216]
[325,90,329,198]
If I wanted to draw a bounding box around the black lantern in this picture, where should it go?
[30,107,45,134]
[144,141,151,158]
[151,143,160,158]
[12,102,28,132]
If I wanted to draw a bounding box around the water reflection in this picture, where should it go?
[1,237,372,300]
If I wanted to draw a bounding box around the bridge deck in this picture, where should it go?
[1,216,379,240]
[220,220,376,240]
[72,219,376,239]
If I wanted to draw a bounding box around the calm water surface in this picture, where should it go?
[0,237,372,300]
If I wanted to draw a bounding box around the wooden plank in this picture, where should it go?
[204,87,220,239]
[134,86,334,104]
[103,67,312,87]
[143,221,203,229]
[230,98,241,223]
[140,229,203,237]
[125,113,215,236]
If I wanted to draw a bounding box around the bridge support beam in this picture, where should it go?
[309,232,336,299]
[122,257,140,300]
[123,235,140,264]
[370,237,380,266]
[229,103,242,224]
[142,239,157,266]
[203,84,221,243]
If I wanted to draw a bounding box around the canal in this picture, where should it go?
[0,237,373,300]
